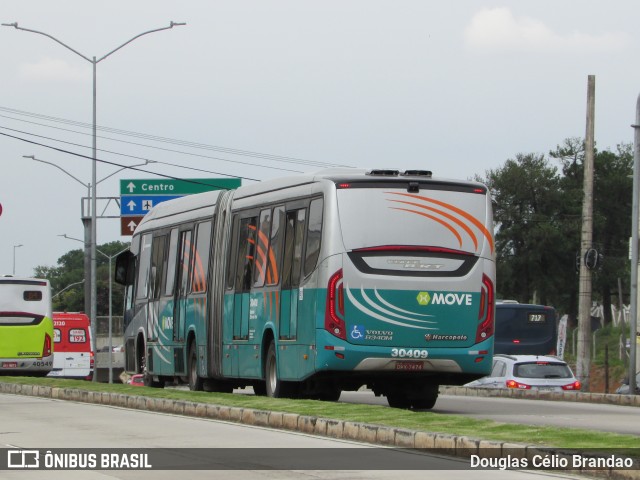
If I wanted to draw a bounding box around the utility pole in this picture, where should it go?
[577,75,596,389]
[630,92,640,396]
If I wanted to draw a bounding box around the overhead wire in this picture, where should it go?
[0,129,263,185]
[0,105,349,169]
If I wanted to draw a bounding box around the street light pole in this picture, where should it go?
[12,244,23,275]
[4,21,186,382]
[59,233,128,383]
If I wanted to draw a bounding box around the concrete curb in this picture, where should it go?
[1,382,637,479]
[440,386,640,407]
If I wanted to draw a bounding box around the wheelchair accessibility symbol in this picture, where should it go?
[350,325,364,340]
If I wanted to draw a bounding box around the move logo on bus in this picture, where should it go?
[417,291,473,306]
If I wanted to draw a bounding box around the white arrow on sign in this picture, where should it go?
[127,200,137,211]
[127,182,136,193]
[127,220,138,232]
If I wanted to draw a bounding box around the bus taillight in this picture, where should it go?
[325,269,346,340]
[475,274,495,344]
[43,333,52,357]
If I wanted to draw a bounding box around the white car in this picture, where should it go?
[465,354,581,392]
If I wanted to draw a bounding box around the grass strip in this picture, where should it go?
[2,376,638,451]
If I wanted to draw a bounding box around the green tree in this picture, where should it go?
[550,140,633,325]
[480,153,570,308]
[34,241,130,317]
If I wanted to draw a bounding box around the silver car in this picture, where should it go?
[465,354,581,392]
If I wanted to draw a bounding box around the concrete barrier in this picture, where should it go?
[0,381,637,479]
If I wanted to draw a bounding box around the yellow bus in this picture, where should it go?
[0,276,54,376]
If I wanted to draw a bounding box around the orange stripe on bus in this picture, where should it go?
[388,199,478,250]
[387,192,494,253]
[390,207,463,248]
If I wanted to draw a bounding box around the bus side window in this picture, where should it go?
[135,233,153,301]
[234,217,257,293]
[253,209,272,288]
[150,235,168,300]
[283,209,306,289]
[164,228,179,296]
[267,206,285,286]
[178,230,193,297]
[303,198,323,277]
[226,218,239,290]
[191,221,212,293]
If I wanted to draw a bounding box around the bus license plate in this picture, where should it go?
[395,361,423,371]
[2,362,18,368]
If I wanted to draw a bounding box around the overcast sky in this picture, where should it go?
[1,1,639,279]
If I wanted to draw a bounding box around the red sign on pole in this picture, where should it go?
[120,216,143,236]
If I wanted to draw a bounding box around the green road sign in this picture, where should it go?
[120,178,241,196]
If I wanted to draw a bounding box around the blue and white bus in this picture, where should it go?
[116,169,495,408]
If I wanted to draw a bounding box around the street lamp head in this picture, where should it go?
[22,155,35,159]
[170,21,187,27]
[1,22,18,28]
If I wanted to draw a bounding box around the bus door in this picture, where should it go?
[174,230,193,344]
[280,209,306,340]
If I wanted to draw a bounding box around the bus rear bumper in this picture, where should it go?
[316,333,493,376]
[0,355,54,373]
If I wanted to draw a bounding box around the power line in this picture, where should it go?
[0,123,305,174]
[0,129,263,185]
[0,105,348,168]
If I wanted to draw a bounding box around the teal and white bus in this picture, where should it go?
[116,169,495,408]
[0,276,54,376]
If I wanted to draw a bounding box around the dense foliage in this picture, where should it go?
[478,138,633,324]
[34,241,129,317]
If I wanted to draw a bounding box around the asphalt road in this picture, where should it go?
[0,393,590,480]
[339,391,640,436]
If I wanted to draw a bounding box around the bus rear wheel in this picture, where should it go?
[265,342,293,398]
[387,385,439,410]
[188,345,204,391]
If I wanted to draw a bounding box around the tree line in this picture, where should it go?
[477,137,633,326]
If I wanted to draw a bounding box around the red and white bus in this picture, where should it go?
[47,312,93,380]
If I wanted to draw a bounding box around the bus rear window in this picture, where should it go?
[23,291,42,301]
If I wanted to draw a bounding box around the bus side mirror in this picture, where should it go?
[115,250,135,286]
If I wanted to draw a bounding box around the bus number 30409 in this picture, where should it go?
[391,348,428,359]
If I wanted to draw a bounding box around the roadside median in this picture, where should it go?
[1,381,638,479]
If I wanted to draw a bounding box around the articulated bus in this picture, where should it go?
[494,301,558,356]
[116,169,495,408]
[48,312,94,379]
[0,276,54,376]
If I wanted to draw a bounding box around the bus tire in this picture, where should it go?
[265,342,289,398]
[386,393,412,409]
[188,345,204,391]
[412,385,439,410]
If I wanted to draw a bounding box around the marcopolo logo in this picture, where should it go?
[417,291,473,306]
